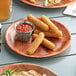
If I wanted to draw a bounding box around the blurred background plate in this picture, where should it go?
[0,63,57,76]
[21,0,76,8]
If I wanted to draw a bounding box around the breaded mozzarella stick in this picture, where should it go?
[34,29,62,37]
[32,34,55,49]
[26,32,44,55]
[27,14,49,31]
[41,15,62,37]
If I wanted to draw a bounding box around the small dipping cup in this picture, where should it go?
[15,20,35,42]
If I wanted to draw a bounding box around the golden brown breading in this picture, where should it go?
[32,34,55,49]
[27,14,49,31]
[26,32,45,55]
[41,15,62,37]
[34,29,62,37]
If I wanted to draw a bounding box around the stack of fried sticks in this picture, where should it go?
[26,14,63,55]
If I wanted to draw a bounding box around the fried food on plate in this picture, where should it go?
[41,15,62,37]
[26,32,45,55]
[32,34,55,49]
[41,15,58,31]
[34,29,62,37]
[27,14,49,31]
[49,30,62,37]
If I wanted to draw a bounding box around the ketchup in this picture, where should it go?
[16,23,32,32]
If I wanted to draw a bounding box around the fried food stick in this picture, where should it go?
[27,14,49,31]
[26,32,44,55]
[34,29,51,37]
[32,34,55,49]
[49,30,62,37]
[41,15,62,37]
[34,29,62,37]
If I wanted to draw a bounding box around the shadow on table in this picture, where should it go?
[1,43,71,66]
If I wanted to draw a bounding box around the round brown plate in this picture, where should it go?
[21,0,76,8]
[5,18,71,58]
[0,63,57,76]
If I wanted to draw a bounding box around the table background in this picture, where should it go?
[0,0,76,76]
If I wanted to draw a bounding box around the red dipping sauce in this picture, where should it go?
[16,23,32,32]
